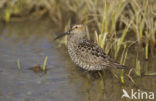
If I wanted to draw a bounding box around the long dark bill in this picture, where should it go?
[54,30,70,40]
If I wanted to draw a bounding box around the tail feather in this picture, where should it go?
[111,63,128,69]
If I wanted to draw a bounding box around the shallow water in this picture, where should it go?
[0,18,155,101]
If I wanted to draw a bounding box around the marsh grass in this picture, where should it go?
[144,72,156,76]
[98,72,105,90]
[119,44,128,84]
[144,61,156,76]
[1,0,156,77]
[17,58,21,71]
[145,42,149,60]
[135,58,141,76]
[43,56,48,72]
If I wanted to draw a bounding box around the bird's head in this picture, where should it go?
[70,24,85,34]
[54,24,86,40]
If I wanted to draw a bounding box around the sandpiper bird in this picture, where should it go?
[55,24,127,71]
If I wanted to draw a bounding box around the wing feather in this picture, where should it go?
[76,39,109,65]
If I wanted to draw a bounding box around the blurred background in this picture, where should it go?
[0,0,156,101]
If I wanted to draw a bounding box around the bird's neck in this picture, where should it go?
[67,33,87,47]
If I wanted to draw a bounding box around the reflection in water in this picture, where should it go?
[0,18,155,101]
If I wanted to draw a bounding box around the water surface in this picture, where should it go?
[0,18,155,101]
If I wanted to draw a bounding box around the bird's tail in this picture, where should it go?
[110,62,128,69]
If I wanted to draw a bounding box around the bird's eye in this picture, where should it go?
[75,26,78,29]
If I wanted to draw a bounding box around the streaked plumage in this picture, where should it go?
[55,24,127,71]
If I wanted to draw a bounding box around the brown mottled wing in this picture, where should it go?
[76,39,128,69]
[76,39,110,66]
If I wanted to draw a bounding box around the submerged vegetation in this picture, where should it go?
[1,0,156,78]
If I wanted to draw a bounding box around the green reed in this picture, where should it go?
[17,58,21,71]
[135,57,141,76]
[119,44,128,83]
[43,56,48,72]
